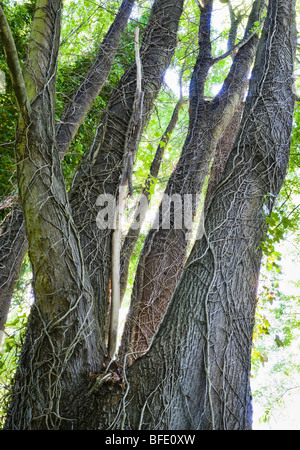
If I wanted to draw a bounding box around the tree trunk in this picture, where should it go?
[3,1,105,430]
[68,0,185,342]
[96,0,296,430]
[119,0,264,361]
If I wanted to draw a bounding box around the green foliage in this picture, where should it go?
[251,285,300,427]
[60,0,122,62]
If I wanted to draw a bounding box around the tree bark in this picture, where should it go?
[68,0,185,342]
[204,101,244,207]
[97,0,296,430]
[119,0,265,361]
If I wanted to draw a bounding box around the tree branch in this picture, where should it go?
[0,4,30,120]
[212,26,260,65]
[226,0,243,59]
[189,0,213,115]
[213,0,265,110]
[212,0,265,65]
[56,0,135,156]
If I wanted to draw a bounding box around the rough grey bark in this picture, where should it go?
[119,0,265,361]
[68,0,185,342]
[96,0,296,430]
[4,0,105,430]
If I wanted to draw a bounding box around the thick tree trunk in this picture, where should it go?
[4,1,105,430]
[68,0,185,341]
[119,0,264,361]
[95,0,296,430]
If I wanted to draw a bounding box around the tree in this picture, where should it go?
[68,0,185,344]
[119,0,265,359]
[0,0,136,345]
[0,0,297,430]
